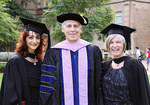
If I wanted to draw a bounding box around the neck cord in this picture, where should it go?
[113,56,127,65]
[27,53,36,65]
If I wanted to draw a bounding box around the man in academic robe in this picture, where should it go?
[39,13,103,105]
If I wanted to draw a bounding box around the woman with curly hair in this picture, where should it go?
[0,17,50,105]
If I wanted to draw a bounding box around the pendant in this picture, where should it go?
[117,64,119,67]
[34,62,36,65]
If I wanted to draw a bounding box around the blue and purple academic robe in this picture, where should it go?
[39,39,103,105]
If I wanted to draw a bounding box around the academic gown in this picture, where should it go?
[39,39,103,105]
[102,56,150,105]
[0,54,39,105]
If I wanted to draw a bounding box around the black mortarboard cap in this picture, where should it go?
[20,17,51,49]
[100,23,136,50]
[57,13,88,25]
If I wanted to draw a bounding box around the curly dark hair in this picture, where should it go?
[15,30,47,61]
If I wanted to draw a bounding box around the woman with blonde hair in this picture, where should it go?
[101,23,150,105]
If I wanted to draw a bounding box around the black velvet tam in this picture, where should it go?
[57,13,88,26]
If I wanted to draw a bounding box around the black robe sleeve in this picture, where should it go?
[128,58,150,105]
[0,56,21,105]
[0,55,31,105]
[92,45,103,105]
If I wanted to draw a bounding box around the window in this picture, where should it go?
[115,12,122,25]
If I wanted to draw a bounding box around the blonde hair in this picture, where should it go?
[105,34,126,53]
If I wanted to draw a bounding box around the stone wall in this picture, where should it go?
[132,1,150,53]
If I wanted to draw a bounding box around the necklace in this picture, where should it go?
[27,53,36,65]
[33,58,36,65]
[116,63,119,67]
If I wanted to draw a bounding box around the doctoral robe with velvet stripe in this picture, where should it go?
[39,39,103,105]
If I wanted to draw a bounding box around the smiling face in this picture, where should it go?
[26,31,41,53]
[109,35,125,58]
[62,20,83,43]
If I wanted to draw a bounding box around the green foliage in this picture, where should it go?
[0,58,8,62]
[0,39,16,52]
[0,73,3,89]
[141,50,145,60]
[1,0,39,51]
[0,52,14,61]
[103,57,112,61]
[0,0,19,42]
[0,0,20,52]
[42,0,114,42]
[0,63,6,73]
